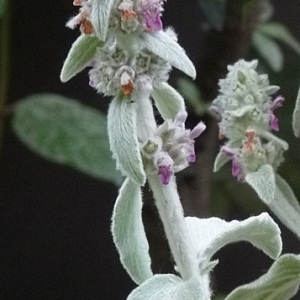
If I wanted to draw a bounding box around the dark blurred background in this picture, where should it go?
[1,1,300,299]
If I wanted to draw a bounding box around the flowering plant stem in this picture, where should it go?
[147,173,198,281]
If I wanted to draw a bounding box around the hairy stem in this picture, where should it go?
[147,174,198,280]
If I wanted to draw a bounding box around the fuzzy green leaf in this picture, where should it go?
[60,35,102,82]
[198,0,226,31]
[151,82,185,120]
[225,254,300,300]
[268,175,300,240]
[112,178,152,285]
[12,94,122,185]
[141,30,196,79]
[252,31,283,72]
[213,151,231,172]
[258,22,300,56]
[177,78,208,116]
[128,274,210,300]
[91,0,114,41]
[245,164,275,204]
[186,212,282,266]
[107,96,146,185]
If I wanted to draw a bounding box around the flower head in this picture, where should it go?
[142,111,206,184]
[88,37,171,96]
[212,60,287,181]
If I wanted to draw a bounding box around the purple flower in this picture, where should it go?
[157,154,174,185]
[221,146,243,181]
[232,157,241,177]
[189,122,206,139]
[270,114,279,131]
[141,0,164,32]
[271,96,284,110]
[270,96,284,131]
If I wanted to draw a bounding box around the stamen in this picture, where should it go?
[121,9,138,21]
[244,131,255,152]
[122,81,134,96]
[80,19,94,35]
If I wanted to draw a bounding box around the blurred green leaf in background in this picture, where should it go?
[12,94,122,186]
[0,0,8,19]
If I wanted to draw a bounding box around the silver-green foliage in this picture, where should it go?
[253,22,300,72]
[12,94,122,185]
[225,254,300,300]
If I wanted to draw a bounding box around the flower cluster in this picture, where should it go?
[141,111,206,184]
[67,0,165,35]
[88,35,171,96]
[65,1,185,97]
[212,60,287,181]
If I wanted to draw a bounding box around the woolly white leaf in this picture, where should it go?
[91,0,114,41]
[12,94,122,185]
[258,22,300,56]
[225,254,300,300]
[107,96,146,185]
[141,31,196,79]
[60,35,102,82]
[268,174,300,240]
[292,83,300,137]
[112,178,152,285]
[151,82,185,120]
[127,274,211,300]
[252,31,283,72]
[186,212,282,267]
[245,164,275,204]
[213,151,231,172]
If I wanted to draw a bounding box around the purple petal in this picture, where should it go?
[270,114,279,131]
[189,122,206,139]
[158,165,173,185]
[232,158,241,177]
[187,152,196,163]
[157,153,174,185]
[174,111,188,126]
[271,96,284,111]
[221,146,235,157]
[142,1,163,32]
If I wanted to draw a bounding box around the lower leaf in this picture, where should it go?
[268,174,300,240]
[111,178,152,285]
[245,164,275,204]
[107,96,146,185]
[127,274,210,300]
[225,254,300,300]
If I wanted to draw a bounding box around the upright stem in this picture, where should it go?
[147,174,198,281]
[134,92,156,142]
